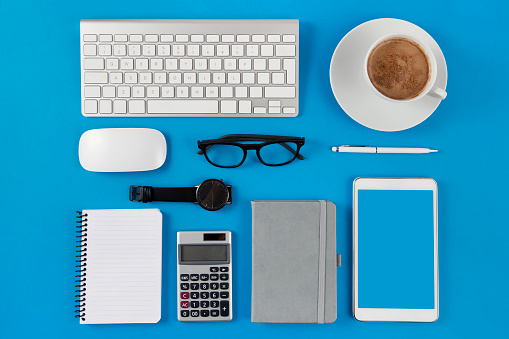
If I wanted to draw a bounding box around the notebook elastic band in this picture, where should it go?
[317,200,327,324]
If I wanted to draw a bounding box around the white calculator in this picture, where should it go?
[177,231,232,322]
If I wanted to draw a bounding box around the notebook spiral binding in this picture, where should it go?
[75,211,88,321]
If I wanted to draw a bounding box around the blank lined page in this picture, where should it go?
[80,209,162,324]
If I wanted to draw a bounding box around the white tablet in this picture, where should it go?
[353,178,438,322]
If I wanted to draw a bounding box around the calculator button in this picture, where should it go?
[181,292,189,299]
[220,283,229,290]
[181,310,190,317]
[190,274,199,281]
[210,283,219,290]
[200,274,209,281]
[180,274,190,281]
[201,310,210,317]
[180,283,189,290]
[201,301,209,308]
[191,301,199,308]
[210,274,219,281]
[220,301,229,316]
[220,273,229,281]
[211,309,219,317]
[210,267,219,272]
[211,292,219,299]
[220,291,229,299]
[191,310,199,317]
[181,301,189,308]
[190,283,199,290]
[220,267,229,272]
[201,283,209,290]
[211,300,219,308]
[200,292,209,299]
[190,292,199,299]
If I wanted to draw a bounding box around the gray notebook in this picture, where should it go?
[251,200,337,323]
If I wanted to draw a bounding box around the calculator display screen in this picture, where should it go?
[180,245,228,262]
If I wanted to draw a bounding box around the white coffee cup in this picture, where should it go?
[364,34,447,102]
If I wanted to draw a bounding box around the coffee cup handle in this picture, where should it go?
[428,87,447,100]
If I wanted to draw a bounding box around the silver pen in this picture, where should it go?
[331,145,438,154]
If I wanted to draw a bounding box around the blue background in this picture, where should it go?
[0,0,508,338]
[358,190,434,309]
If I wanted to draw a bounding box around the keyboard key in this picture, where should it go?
[211,292,219,299]
[147,86,160,98]
[99,100,112,113]
[84,100,97,113]
[283,34,296,43]
[188,45,200,56]
[115,34,128,42]
[83,44,97,56]
[232,45,244,56]
[181,310,190,317]
[220,291,229,299]
[257,73,270,84]
[135,58,149,70]
[176,34,188,42]
[210,274,219,281]
[261,45,274,56]
[190,301,199,308]
[191,86,203,98]
[272,72,285,84]
[283,59,296,84]
[201,301,209,308]
[269,106,281,113]
[220,282,229,289]
[161,86,174,98]
[117,86,130,98]
[202,45,215,56]
[180,274,190,281]
[180,59,193,70]
[210,267,219,273]
[148,100,219,114]
[268,34,280,42]
[207,34,219,42]
[102,86,115,98]
[150,58,163,70]
[221,100,236,113]
[165,58,178,70]
[121,59,134,70]
[84,86,101,98]
[200,292,209,299]
[206,87,218,98]
[219,267,229,272]
[239,100,252,113]
[220,273,229,281]
[142,45,155,56]
[191,34,204,42]
[250,87,262,98]
[169,73,181,84]
[217,45,229,56]
[224,59,236,70]
[253,59,266,70]
[190,274,199,281]
[99,34,112,42]
[113,45,127,56]
[191,283,199,290]
[130,34,143,42]
[246,45,259,57]
[191,310,199,317]
[145,34,158,42]
[128,45,141,56]
[190,292,199,299]
[105,58,119,70]
[243,73,255,84]
[84,58,105,70]
[139,72,152,84]
[276,45,296,57]
[83,34,97,42]
[195,59,207,70]
[283,107,296,114]
[161,34,173,42]
[254,107,267,114]
[110,72,123,84]
[220,301,229,317]
[172,45,185,56]
[268,59,281,71]
[239,59,252,70]
[181,292,189,299]
[84,72,108,84]
[132,86,144,98]
[176,86,189,98]
[221,87,233,98]
[210,282,219,290]
[222,34,234,42]
[252,34,265,42]
[201,283,209,290]
[114,100,127,113]
[236,86,248,98]
[157,45,171,56]
[181,301,189,308]
[265,86,296,98]
[211,309,219,317]
[124,72,137,84]
[201,310,210,317]
[237,34,249,42]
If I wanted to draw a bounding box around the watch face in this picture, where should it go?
[196,179,229,211]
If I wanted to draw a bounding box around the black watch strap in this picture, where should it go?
[130,186,196,203]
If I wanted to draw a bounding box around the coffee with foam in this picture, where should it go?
[367,37,430,100]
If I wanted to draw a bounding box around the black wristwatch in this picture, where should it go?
[129,179,232,211]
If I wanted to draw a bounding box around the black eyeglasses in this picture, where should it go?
[197,134,305,168]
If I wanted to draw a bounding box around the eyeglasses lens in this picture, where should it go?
[205,144,245,167]
[258,142,298,165]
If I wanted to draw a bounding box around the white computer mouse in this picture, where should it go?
[79,128,167,172]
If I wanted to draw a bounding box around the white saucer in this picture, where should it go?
[330,18,448,132]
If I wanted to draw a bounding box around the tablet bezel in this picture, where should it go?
[353,177,439,322]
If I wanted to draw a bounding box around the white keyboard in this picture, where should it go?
[80,19,299,117]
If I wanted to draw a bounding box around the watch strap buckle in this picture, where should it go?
[129,185,152,203]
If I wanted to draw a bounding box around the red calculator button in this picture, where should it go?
[181,301,189,308]
[181,292,189,299]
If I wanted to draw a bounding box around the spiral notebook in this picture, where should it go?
[75,209,162,324]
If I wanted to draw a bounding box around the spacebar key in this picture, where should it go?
[148,100,219,114]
